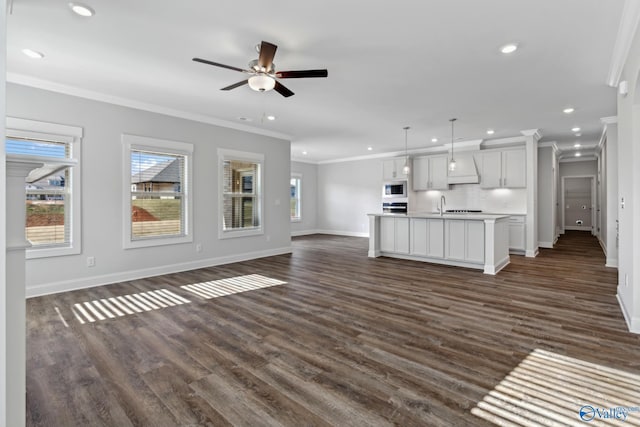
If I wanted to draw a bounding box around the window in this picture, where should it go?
[219,148,263,238]
[123,134,193,248]
[291,174,301,221]
[6,117,82,258]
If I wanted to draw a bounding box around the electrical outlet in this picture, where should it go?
[87,256,95,267]
[196,243,202,253]
[266,235,271,242]
[625,274,629,287]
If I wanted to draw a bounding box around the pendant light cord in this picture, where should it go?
[450,118,457,160]
[403,126,410,160]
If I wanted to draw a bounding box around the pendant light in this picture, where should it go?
[448,118,457,171]
[402,126,411,174]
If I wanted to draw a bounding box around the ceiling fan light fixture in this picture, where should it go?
[248,74,276,92]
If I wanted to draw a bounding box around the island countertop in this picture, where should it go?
[368,212,511,220]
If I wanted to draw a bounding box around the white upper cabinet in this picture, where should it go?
[382,158,409,181]
[412,155,449,191]
[480,148,526,189]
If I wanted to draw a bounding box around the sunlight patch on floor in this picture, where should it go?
[180,274,286,299]
[472,348,640,426]
[71,289,190,324]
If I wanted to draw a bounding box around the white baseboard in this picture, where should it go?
[314,229,369,238]
[291,229,321,237]
[606,258,619,268]
[525,248,539,258]
[598,237,607,256]
[538,241,554,249]
[617,292,640,334]
[26,246,293,298]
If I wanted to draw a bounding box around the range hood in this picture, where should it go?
[447,154,479,184]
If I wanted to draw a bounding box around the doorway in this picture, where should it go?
[561,176,595,234]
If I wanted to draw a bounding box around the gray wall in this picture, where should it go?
[317,159,382,236]
[8,83,292,296]
[291,161,318,235]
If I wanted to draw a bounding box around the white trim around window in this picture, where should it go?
[122,134,193,249]
[6,117,83,259]
[218,148,264,239]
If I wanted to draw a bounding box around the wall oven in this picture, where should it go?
[383,181,407,198]
[382,201,408,214]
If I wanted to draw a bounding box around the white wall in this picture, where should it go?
[316,159,382,236]
[1,0,9,424]
[605,124,619,267]
[559,160,598,177]
[616,21,640,333]
[7,83,292,297]
[537,146,556,247]
[291,161,318,235]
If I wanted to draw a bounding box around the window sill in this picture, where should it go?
[26,245,81,259]
[124,234,193,249]
[219,227,264,239]
[291,218,302,223]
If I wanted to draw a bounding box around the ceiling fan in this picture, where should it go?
[193,41,328,98]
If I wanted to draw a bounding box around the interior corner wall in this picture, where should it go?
[616,22,640,333]
[537,146,555,247]
[317,158,382,237]
[7,83,292,297]
[291,161,318,235]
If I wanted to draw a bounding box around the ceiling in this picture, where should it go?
[7,1,624,163]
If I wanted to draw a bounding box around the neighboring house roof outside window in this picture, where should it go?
[132,159,181,184]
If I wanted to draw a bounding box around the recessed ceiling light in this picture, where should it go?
[486,129,495,135]
[571,127,581,132]
[575,133,582,137]
[574,143,581,148]
[266,115,276,121]
[367,146,373,151]
[22,49,44,59]
[563,107,575,114]
[500,43,518,54]
[69,2,95,17]
[431,138,438,143]
[575,152,581,157]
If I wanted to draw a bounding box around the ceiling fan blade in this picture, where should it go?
[274,81,294,98]
[221,80,249,91]
[258,41,277,70]
[275,69,328,79]
[192,58,250,73]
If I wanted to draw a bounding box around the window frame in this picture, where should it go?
[290,173,302,222]
[6,117,82,259]
[122,134,193,249]
[218,148,264,239]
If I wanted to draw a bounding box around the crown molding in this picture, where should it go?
[559,156,597,163]
[600,116,618,124]
[537,141,560,154]
[607,0,640,87]
[520,129,542,139]
[7,73,292,142]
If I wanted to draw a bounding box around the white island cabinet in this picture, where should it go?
[368,213,510,275]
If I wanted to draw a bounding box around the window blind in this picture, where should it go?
[6,138,71,247]
[223,160,260,230]
[130,149,186,240]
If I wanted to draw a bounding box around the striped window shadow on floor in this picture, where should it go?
[472,348,640,426]
[180,274,286,300]
[72,289,190,324]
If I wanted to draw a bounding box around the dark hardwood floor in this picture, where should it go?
[26,231,639,426]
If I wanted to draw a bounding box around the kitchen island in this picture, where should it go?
[368,212,510,274]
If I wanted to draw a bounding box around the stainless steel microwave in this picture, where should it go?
[383,181,407,198]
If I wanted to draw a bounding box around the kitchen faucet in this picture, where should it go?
[439,195,446,216]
